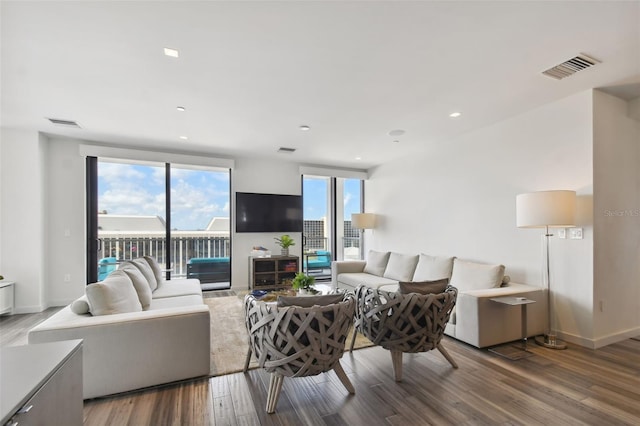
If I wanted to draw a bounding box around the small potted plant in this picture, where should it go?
[291,272,318,295]
[274,234,295,256]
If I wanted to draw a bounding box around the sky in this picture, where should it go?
[98,162,361,230]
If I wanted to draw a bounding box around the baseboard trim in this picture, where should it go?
[559,326,640,349]
[13,305,46,314]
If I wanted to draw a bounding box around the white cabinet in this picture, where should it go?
[0,281,14,315]
[1,340,83,426]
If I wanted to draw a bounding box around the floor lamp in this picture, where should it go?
[516,190,576,350]
[351,213,376,259]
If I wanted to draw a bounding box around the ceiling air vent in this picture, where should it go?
[278,147,296,154]
[47,118,81,128]
[542,54,601,80]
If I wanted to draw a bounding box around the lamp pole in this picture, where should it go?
[535,225,567,349]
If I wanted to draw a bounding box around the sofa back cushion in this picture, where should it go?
[363,250,391,277]
[85,270,143,316]
[383,252,419,282]
[127,258,158,291]
[143,256,164,285]
[412,254,455,281]
[449,259,505,292]
[120,265,153,310]
[398,278,449,295]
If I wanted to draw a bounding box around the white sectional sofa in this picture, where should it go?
[28,257,211,399]
[332,251,546,348]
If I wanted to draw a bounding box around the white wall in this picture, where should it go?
[366,91,596,344]
[45,137,87,306]
[592,91,640,346]
[0,129,49,312]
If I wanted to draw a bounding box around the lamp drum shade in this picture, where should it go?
[516,190,576,228]
[352,213,376,229]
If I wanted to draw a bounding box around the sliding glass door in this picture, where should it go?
[88,158,230,287]
[302,175,363,279]
[170,165,231,290]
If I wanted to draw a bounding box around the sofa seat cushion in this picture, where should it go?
[149,294,205,310]
[338,272,398,289]
[449,259,505,292]
[363,250,390,276]
[152,279,202,299]
[412,254,455,281]
[86,270,143,316]
[383,252,419,282]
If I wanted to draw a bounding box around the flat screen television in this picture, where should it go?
[235,192,303,233]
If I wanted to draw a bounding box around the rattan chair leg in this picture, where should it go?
[266,372,284,414]
[349,326,357,352]
[333,362,355,394]
[437,343,458,369]
[243,346,252,373]
[391,350,403,381]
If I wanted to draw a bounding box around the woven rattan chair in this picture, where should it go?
[349,285,458,381]
[243,294,356,413]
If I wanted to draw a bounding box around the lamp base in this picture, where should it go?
[535,334,567,350]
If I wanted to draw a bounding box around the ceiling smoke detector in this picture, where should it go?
[47,118,81,128]
[542,54,601,80]
[278,147,296,154]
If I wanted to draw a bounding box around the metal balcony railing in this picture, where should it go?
[100,235,230,279]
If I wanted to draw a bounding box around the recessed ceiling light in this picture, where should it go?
[299,125,311,131]
[179,136,188,140]
[388,129,405,136]
[164,47,179,58]
[176,106,185,112]
[355,156,362,160]
[393,140,400,143]
[449,112,462,118]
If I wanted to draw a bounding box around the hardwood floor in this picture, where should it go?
[3,311,639,425]
[0,307,62,346]
[81,337,640,426]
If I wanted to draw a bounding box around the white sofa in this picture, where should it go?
[333,251,546,348]
[28,257,211,399]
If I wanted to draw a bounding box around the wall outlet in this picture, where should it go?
[64,274,71,282]
[557,228,566,239]
[569,227,583,239]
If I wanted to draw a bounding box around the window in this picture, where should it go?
[87,158,230,288]
[302,175,363,279]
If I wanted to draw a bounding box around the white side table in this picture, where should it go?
[489,296,536,360]
[0,280,15,315]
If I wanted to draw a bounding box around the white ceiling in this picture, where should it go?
[2,1,639,170]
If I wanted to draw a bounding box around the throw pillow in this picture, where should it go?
[70,295,91,315]
[398,278,449,295]
[277,293,344,308]
[449,259,505,292]
[129,258,158,291]
[383,252,419,282]
[143,256,164,285]
[412,254,455,281]
[85,270,143,316]
[363,250,391,277]
[121,265,153,310]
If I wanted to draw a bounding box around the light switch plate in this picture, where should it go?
[557,228,566,239]
[569,227,583,239]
